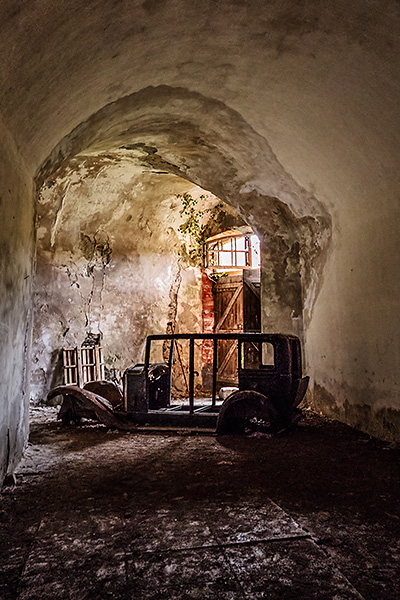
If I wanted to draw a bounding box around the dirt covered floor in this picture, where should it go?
[1,408,399,599]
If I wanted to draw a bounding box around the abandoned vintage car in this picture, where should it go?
[49,333,309,435]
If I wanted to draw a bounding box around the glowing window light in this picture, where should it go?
[205,233,260,270]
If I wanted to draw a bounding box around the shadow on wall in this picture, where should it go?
[311,383,400,443]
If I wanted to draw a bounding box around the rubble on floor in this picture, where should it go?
[0,408,399,599]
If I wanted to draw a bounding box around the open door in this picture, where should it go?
[213,269,260,387]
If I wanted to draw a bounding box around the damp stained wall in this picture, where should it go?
[31,156,233,402]
[0,117,34,483]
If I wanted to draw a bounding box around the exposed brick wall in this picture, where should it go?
[202,271,214,362]
[201,271,214,389]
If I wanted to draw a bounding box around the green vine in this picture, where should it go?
[208,271,228,281]
[177,193,222,266]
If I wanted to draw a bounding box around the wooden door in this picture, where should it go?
[212,271,261,386]
[242,269,261,369]
[243,269,261,332]
[213,275,243,386]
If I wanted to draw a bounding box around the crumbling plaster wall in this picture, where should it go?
[0,117,34,483]
[36,85,332,350]
[32,156,234,402]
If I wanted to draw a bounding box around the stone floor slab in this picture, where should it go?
[36,507,217,554]
[16,539,128,600]
[225,538,364,599]
[204,501,307,545]
[127,547,245,600]
[126,507,216,552]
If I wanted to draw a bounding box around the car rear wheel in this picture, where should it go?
[216,390,279,435]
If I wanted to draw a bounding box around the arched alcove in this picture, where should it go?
[36,86,331,325]
[31,86,330,403]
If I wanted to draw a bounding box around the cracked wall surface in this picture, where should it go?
[32,156,237,402]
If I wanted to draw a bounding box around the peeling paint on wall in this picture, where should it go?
[31,157,240,403]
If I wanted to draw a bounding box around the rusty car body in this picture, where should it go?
[49,333,309,435]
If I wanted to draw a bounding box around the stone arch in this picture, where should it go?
[35,85,331,339]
